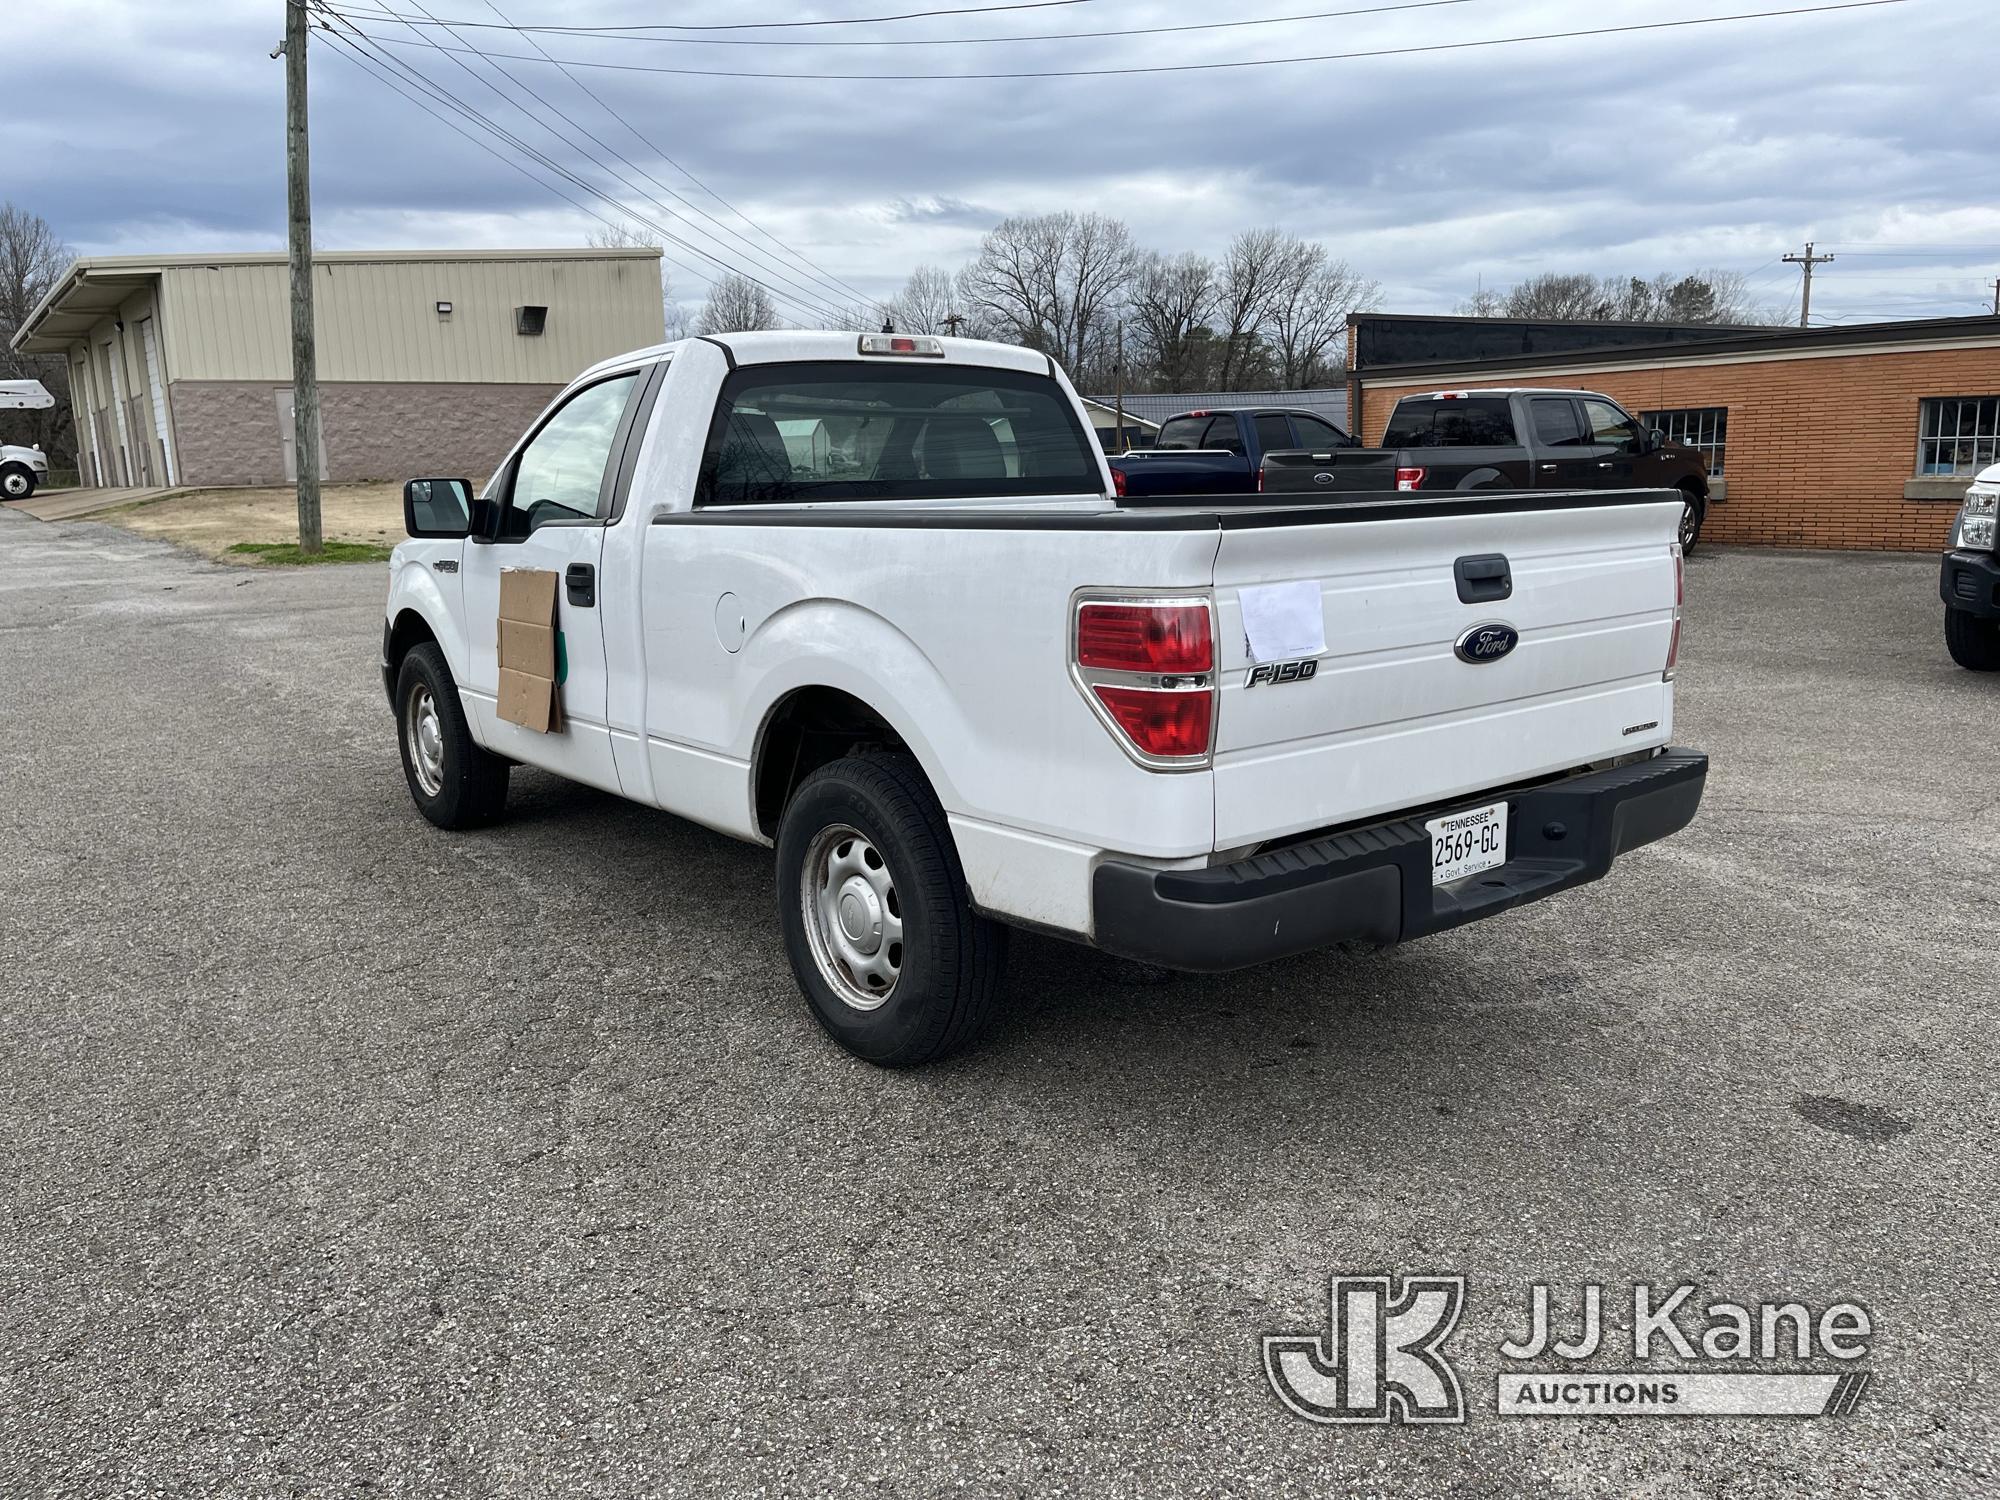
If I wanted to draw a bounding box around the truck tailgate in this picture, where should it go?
[1210,493,1680,850]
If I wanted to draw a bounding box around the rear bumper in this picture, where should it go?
[1941,550,2000,618]
[1091,748,1708,972]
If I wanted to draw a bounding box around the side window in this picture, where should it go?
[1531,398,1588,448]
[1203,415,1245,454]
[1254,413,1295,453]
[499,373,637,538]
[1582,398,1645,454]
[1155,416,1207,450]
[1292,415,1351,448]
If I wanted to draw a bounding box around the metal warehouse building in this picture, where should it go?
[1346,312,2000,551]
[9,248,666,490]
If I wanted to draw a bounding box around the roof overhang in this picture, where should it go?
[10,262,162,355]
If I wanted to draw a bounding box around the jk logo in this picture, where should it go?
[1264,1275,1466,1425]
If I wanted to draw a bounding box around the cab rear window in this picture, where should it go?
[1383,397,1517,448]
[696,362,1104,505]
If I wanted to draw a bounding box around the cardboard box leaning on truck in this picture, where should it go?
[496,569,564,733]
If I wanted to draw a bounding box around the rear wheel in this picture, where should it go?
[395,643,510,827]
[1677,485,1707,553]
[776,752,1007,1066]
[1945,606,2000,671]
[0,465,34,501]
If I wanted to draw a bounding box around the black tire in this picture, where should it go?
[394,643,510,828]
[1945,607,2000,671]
[776,752,1008,1066]
[0,464,35,502]
[1677,485,1706,553]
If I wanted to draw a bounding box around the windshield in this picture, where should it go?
[696,361,1104,505]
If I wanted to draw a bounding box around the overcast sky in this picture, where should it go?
[8,0,1998,328]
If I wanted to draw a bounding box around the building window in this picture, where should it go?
[1917,396,2000,476]
[515,305,548,336]
[1642,406,1728,478]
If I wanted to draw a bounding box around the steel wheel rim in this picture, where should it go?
[801,823,904,1011]
[1679,500,1699,548]
[1,472,26,499]
[405,682,445,797]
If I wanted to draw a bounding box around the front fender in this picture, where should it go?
[386,550,469,685]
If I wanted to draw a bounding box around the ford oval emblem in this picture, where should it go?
[1454,622,1520,663]
[1313,471,1335,486]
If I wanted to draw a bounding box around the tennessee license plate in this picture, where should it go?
[1426,801,1508,885]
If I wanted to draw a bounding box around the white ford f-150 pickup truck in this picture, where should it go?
[383,331,1706,1065]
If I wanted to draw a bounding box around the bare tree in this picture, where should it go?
[1213,227,1291,390]
[696,273,778,335]
[0,204,74,466]
[1458,268,1781,325]
[1268,242,1380,388]
[958,211,1136,383]
[1127,251,1216,393]
[886,265,965,336]
[586,224,687,339]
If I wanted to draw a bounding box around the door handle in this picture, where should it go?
[1597,462,1614,469]
[1539,463,1557,472]
[565,562,596,608]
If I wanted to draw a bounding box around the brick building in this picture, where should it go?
[9,248,666,490]
[1346,313,2000,551]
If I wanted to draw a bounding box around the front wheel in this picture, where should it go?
[395,643,510,828]
[0,465,35,502]
[1945,606,2000,671]
[776,752,1008,1066]
[1677,487,1707,553]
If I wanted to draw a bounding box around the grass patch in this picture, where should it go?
[226,540,394,566]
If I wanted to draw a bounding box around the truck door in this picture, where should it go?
[1526,396,1597,488]
[461,369,644,796]
[1580,396,1649,487]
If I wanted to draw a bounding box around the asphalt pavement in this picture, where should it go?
[1,508,1993,1498]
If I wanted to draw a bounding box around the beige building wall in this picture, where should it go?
[159,251,665,384]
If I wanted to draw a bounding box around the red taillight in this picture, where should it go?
[1077,602,1212,674]
[1072,598,1215,765]
[1664,547,1684,680]
[1110,465,1127,498]
[1091,685,1211,758]
[1395,466,1426,491]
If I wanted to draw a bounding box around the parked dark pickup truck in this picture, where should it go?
[1108,407,1355,497]
[1260,388,1714,550]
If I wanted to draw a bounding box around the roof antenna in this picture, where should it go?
[881,316,895,334]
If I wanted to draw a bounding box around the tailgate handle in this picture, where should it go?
[1455,553,1512,604]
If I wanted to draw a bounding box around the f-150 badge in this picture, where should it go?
[1247,659,1320,688]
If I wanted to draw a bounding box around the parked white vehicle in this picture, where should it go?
[0,379,55,500]
[1940,462,2000,670]
[382,332,1707,1064]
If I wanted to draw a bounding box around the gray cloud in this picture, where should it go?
[6,0,1996,325]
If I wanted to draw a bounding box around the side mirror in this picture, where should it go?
[1648,427,1666,452]
[404,477,473,538]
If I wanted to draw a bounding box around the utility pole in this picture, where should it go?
[283,0,323,554]
[1991,278,1999,316]
[941,313,965,337]
[1782,241,1835,328]
[1114,322,1126,454]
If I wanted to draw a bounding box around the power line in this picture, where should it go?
[311,15,851,324]
[331,0,1101,30]
[461,0,882,314]
[316,2,855,323]
[323,0,1495,48]
[336,0,1915,81]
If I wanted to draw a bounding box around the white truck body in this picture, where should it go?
[0,380,54,500]
[383,332,1705,1060]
